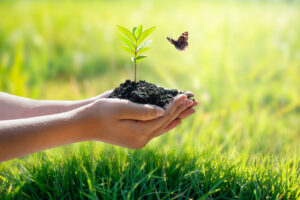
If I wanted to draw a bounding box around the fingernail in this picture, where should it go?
[156,107,165,116]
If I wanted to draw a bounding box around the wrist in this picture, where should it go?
[69,102,101,141]
[64,98,95,112]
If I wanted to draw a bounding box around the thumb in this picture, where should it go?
[116,100,165,121]
[98,90,113,98]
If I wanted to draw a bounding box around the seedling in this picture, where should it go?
[110,25,193,107]
[116,25,156,82]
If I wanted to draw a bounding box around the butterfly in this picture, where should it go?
[167,32,188,51]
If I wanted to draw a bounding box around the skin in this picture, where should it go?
[0,91,197,162]
[0,91,112,120]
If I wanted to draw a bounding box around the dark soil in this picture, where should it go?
[109,80,193,108]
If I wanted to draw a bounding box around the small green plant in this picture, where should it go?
[117,25,156,82]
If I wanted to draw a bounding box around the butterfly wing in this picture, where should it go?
[167,37,176,45]
[176,32,188,51]
[177,32,188,41]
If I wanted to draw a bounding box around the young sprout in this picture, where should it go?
[117,25,156,82]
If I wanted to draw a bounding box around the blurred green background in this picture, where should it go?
[0,0,300,198]
[1,0,299,153]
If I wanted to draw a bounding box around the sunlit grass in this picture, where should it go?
[0,0,299,199]
[1,145,299,199]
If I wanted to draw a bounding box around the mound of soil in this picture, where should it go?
[109,80,193,108]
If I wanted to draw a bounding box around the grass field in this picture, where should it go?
[0,0,300,199]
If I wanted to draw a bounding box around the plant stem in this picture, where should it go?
[134,44,137,82]
[134,61,137,82]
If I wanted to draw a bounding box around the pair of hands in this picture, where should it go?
[0,90,197,162]
[81,91,197,149]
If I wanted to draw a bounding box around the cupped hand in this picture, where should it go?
[83,92,197,149]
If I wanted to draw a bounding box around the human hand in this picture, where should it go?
[91,90,197,130]
[80,94,197,149]
[92,90,197,127]
[0,92,197,161]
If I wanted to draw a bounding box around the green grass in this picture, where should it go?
[1,145,299,199]
[0,0,300,199]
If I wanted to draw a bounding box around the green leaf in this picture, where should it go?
[137,40,152,51]
[131,55,147,63]
[132,26,136,35]
[137,47,150,54]
[120,36,136,52]
[120,46,135,55]
[116,25,135,43]
[131,56,135,63]
[133,25,142,40]
[137,26,156,45]
[135,55,147,63]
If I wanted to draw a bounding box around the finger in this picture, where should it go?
[164,118,182,132]
[192,100,198,107]
[147,96,191,139]
[150,101,195,139]
[178,108,195,120]
[163,94,187,115]
[177,99,197,118]
[141,94,187,132]
[147,99,195,139]
[150,118,182,139]
[161,98,194,130]
[183,91,194,97]
[116,100,165,121]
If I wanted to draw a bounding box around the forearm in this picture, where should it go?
[0,106,91,162]
[0,92,94,120]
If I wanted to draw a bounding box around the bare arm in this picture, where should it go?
[0,91,111,120]
[0,107,87,162]
[0,95,197,162]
